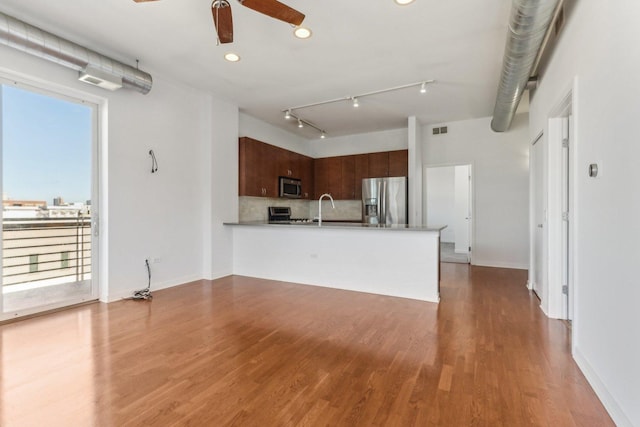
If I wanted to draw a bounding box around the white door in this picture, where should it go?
[454,165,471,260]
[532,135,546,299]
[0,80,99,320]
[561,116,571,319]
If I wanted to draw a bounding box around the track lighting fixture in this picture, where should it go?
[281,79,434,136]
[280,109,327,139]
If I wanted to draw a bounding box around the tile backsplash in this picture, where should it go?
[239,197,362,222]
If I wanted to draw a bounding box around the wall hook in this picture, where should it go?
[149,149,158,173]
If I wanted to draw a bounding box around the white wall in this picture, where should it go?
[239,113,311,156]
[0,43,237,301]
[423,114,529,269]
[408,117,424,226]
[426,167,456,243]
[529,1,640,425]
[310,127,407,158]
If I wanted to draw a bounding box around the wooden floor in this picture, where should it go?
[0,264,613,426]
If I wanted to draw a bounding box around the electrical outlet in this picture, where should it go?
[153,257,162,264]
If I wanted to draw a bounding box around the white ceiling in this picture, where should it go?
[0,0,514,139]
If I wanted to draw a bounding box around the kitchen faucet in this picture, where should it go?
[318,193,335,226]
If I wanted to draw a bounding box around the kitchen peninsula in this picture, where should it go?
[225,222,444,303]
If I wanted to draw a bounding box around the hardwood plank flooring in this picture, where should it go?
[0,264,613,426]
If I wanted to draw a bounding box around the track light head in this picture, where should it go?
[320,131,326,139]
[298,119,304,128]
[285,109,291,119]
[420,82,427,94]
[352,97,359,108]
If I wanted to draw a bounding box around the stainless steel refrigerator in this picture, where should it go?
[362,177,408,225]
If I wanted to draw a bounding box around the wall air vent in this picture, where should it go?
[78,66,123,91]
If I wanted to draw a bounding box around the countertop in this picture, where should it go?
[224,221,447,232]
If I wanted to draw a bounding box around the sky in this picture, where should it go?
[2,84,92,205]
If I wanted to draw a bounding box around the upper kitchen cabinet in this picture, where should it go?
[299,155,314,199]
[388,150,409,177]
[314,157,342,199]
[354,154,369,200]
[239,137,277,197]
[239,137,313,199]
[341,156,356,200]
[368,152,389,178]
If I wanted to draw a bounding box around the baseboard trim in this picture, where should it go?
[573,347,633,427]
[471,259,528,270]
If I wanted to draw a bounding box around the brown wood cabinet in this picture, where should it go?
[368,152,389,178]
[353,154,369,200]
[388,149,409,177]
[239,137,313,199]
[240,137,408,201]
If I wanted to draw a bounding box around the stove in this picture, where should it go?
[268,207,313,223]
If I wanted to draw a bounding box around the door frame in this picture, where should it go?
[530,79,577,321]
[0,71,106,320]
[423,162,474,264]
[529,131,546,303]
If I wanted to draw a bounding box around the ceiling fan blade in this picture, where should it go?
[212,1,234,44]
[240,0,305,26]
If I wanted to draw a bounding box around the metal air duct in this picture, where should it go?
[491,0,560,132]
[0,11,152,94]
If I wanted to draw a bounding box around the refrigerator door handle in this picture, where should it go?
[380,180,387,225]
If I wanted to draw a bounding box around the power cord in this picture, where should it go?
[128,259,153,300]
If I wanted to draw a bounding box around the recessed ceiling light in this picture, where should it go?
[224,52,240,62]
[293,26,312,39]
[394,0,415,5]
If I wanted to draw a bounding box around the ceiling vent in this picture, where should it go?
[78,66,123,91]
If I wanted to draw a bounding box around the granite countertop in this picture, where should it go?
[224,221,447,232]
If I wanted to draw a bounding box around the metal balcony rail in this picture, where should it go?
[2,216,91,287]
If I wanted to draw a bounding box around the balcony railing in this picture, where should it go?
[2,217,91,288]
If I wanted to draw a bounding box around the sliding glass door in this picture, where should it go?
[0,80,99,320]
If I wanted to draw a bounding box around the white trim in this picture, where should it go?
[0,70,108,317]
[471,260,528,270]
[574,348,634,427]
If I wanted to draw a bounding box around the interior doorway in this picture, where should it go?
[425,164,472,264]
[531,133,546,300]
[0,79,99,320]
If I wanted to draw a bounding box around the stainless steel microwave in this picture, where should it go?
[279,176,302,198]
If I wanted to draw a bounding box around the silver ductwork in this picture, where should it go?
[491,0,560,132]
[0,11,152,94]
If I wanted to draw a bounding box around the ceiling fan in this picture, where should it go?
[133,0,305,44]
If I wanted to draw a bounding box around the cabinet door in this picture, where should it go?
[326,156,343,198]
[388,149,409,177]
[314,158,328,199]
[354,154,369,200]
[260,143,279,197]
[239,137,265,197]
[368,152,389,177]
[273,146,290,178]
[300,155,314,199]
[341,155,356,200]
